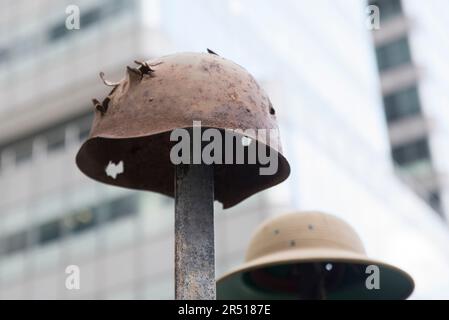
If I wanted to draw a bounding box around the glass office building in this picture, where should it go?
[0,0,448,299]
[370,0,446,215]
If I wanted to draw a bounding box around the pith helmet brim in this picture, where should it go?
[217,247,414,300]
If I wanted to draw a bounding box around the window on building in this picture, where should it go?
[38,219,62,245]
[375,37,412,71]
[369,0,403,22]
[80,7,102,29]
[383,86,422,123]
[0,149,3,174]
[77,113,93,142]
[0,112,94,169]
[14,140,33,165]
[427,190,443,215]
[5,231,28,255]
[0,46,10,65]
[69,209,97,234]
[0,194,139,256]
[48,21,71,42]
[108,195,139,221]
[78,125,91,142]
[392,138,431,166]
[102,0,129,16]
[48,6,101,43]
[45,127,66,153]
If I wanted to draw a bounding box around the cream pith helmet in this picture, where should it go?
[217,212,414,300]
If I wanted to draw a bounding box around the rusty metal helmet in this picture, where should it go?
[76,51,290,208]
[217,212,414,299]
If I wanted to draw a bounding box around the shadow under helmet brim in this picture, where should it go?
[217,247,414,300]
[76,128,291,209]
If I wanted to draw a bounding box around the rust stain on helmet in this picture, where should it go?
[76,52,290,208]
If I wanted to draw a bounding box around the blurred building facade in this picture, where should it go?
[0,0,448,299]
[369,0,448,216]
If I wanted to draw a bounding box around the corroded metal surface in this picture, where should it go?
[175,163,215,300]
[76,52,290,208]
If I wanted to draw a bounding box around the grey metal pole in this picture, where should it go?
[175,163,215,300]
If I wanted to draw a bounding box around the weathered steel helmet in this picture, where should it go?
[217,212,414,299]
[76,51,290,208]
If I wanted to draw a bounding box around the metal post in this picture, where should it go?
[175,163,215,300]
